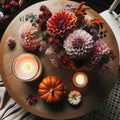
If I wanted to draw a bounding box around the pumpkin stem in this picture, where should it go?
[50,88,54,94]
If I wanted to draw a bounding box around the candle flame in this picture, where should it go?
[73,72,88,88]
[76,74,85,85]
[22,63,33,73]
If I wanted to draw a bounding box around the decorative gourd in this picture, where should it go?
[38,76,66,103]
[68,90,82,106]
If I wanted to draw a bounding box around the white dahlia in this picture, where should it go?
[18,22,38,51]
[63,29,94,59]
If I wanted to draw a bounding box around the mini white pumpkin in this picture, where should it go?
[68,90,82,106]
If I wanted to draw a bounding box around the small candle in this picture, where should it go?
[73,72,88,88]
[12,53,42,82]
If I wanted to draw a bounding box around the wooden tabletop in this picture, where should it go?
[0,0,119,119]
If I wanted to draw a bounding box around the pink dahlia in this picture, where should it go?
[19,22,38,51]
[93,40,110,55]
[47,10,77,37]
[86,40,110,70]
[63,29,94,59]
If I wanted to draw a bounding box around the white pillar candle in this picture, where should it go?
[73,72,88,88]
[12,53,42,82]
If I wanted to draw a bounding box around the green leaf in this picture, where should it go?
[32,23,36,27]
[25,17,29,21]
[30,19,33,23]
[25,14,29,18]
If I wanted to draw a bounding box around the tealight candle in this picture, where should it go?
[73,72,88,88]
[12,53,42,82]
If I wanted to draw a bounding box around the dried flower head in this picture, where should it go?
[6,36,16,48]
[74,2,89,23]
[90,17,104,28]
[26,95,37,105]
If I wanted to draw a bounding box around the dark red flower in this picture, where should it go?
[47,10,77,37]
[59,56,71,69]
[11,0,19,7]
[4,4,11,11]
[26,95,37,105]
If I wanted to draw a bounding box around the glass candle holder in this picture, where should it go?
[12,53,42,82]
[73,72,88,88]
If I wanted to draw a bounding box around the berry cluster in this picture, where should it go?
[36,5,52,31]
[26,95,37,105]
[48,37,60,45]
[1,0,20,15]
[99,30,107,39]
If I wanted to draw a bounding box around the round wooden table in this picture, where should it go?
[0,0,119,119]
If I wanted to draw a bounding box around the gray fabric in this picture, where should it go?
[0,75,37,120]
[0,68,120,120]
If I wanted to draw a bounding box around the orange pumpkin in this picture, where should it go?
[38,76,66,103]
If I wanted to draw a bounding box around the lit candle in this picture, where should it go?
[12,53,42,82]
[73,72,88,88]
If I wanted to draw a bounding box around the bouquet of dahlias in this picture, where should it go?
[19,1,116,72]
